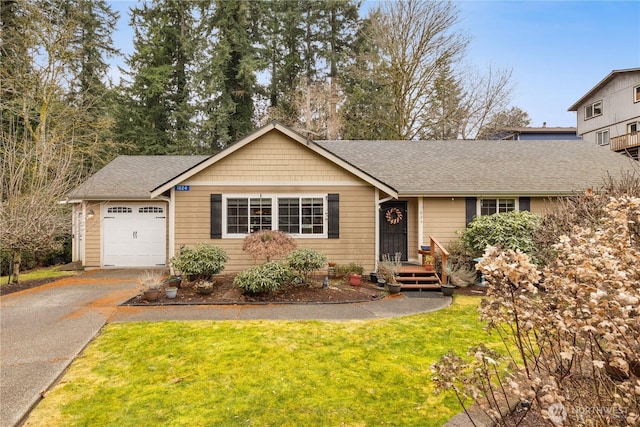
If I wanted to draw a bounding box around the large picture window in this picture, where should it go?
[478,198,516,216]
[224,195,326,236]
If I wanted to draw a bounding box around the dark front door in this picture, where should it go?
[380,201,408,261]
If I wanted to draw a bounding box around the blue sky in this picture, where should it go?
[109,0,640,129]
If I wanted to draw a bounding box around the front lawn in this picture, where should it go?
[26,296,493,426]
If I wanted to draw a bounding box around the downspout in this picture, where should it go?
[418,197,424,249]
[163,191,175,269]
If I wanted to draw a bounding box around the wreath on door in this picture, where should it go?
[385,207,403,225]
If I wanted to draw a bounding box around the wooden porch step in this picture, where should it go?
[396,265,441,289]
[398,283,441,290]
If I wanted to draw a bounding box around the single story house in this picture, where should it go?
[67,121,639,273]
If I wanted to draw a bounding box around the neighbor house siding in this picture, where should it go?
[84,201,102,268]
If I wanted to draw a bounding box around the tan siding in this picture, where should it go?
[184,129,362,185]
[530,197,559,215]
[173,185,377,273]
[422,198,467,248]
[84,202,102,268]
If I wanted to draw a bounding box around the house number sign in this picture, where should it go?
[175,185,190,191]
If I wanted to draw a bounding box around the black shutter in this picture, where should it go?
[210,194,222,239]
[519,197,531,211]
[328,193,339,239]
[465,197,477,226]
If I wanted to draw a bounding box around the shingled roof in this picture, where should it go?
[69,155,209,199]
[69,139,638,200]
[316,139,639,196]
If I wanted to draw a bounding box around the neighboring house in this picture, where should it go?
[68,121,638,273]
[568,68,640,158]
[491,125,580,141]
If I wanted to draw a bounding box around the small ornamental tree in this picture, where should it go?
[432,196,640,426]
[242,230,297,263]
[460,210,541,259]
[285,248,327,284]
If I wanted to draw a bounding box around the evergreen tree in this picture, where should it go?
[340,9,397,140]
[117,0,196,154]
[64,0,122,172]
[421,62,466,140]
[200,0,258,149]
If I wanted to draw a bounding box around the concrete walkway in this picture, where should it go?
[0,269,451,427]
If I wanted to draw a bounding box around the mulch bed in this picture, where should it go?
[122,274,389,305]
[0,277,64,296]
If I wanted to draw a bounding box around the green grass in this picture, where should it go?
[1,265,77,286]
[26,296,495,426]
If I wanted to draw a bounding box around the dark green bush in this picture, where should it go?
[233,261,293,294]
[460,210,541,259]
[169,243,228,280]
[285,248,327,283]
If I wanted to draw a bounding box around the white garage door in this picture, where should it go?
[103,203,167,267]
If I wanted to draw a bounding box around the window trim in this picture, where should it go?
[634,85,640,103]
[222,194,328,238]
[627,121,639,134]
[584,100,603,120]
[596,129,610,146]
[476,198,519,217]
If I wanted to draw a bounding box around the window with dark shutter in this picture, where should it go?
[465,197,476,226]
[328,194,339,239]
[210,194,222,239]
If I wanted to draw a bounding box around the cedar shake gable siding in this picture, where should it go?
[171,129,382,273]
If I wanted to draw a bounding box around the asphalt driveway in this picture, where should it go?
[0,270,141,427]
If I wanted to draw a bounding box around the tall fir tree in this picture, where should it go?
[340,9,397,140]
[64,0,121,172]
[117,0,196,154]
[200,0,258,149]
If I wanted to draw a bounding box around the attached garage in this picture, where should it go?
[102,203,167,267]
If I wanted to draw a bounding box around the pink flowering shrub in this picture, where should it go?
[432,196,640,426]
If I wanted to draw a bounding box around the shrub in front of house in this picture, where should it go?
[335,262,364,278]
[169,243,228,280]
[233,261,293,294]
[242,230,297,262]
[460,210,541,259]
[433,196,640,426]
[285,248,327,284]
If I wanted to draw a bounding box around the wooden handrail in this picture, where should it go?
[430,236,449,285]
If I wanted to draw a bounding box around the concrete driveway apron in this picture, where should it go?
[0,270,142,427]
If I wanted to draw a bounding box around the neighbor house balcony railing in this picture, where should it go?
[610,132,640,152]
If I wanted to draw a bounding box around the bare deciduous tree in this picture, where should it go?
[1,2,87,282]
[372,0,469,140]
[366,0,514,140]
